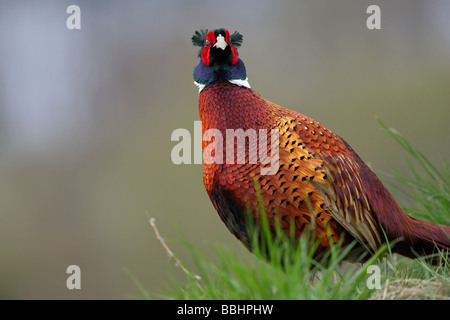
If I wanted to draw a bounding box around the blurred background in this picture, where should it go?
[0,0,449,299]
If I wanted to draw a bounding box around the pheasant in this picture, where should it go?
[192,28,450,264]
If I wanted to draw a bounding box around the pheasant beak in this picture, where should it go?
[213,34,228,50]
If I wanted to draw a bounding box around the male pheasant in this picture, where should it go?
[192,28,449,264]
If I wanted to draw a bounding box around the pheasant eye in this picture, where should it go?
[204,39,210,48]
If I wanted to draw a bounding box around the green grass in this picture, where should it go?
[376,118,450,227]
[145,120,449,300]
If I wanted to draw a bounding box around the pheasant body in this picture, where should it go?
[193,28,450,263]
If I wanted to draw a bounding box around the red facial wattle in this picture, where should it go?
[224,30,239,65]
[201,31,215,66]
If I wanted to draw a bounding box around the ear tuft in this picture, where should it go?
[192,29,209,47]
[230,31,243,48]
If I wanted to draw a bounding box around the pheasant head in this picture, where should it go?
[192,28,248,91]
